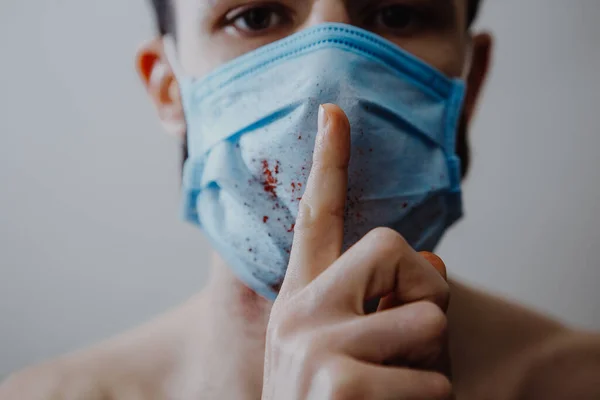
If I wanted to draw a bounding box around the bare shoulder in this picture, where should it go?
[511,331,600,400]
[448,280,600,400]
[0,355,107,400]
[0,305,191,400]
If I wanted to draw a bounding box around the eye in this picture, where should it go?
[367,4,421,33]
[225,4,291,36]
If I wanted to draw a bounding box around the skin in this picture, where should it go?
[2,0,600,398]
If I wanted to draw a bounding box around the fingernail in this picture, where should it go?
[318,104,329,132]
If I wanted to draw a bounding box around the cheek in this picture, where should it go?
[177,34,233,78]
[388,36,465,78]
[177,34,286,79]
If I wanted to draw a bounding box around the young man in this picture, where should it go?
[2,0,600,399]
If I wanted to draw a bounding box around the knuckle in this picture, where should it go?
[266,317,288,346]
[326,201,347,220]
[267,309,302,347]
[303,331,331,358]
[431,282,451,311]
[295,201,316,232]
[413,301,448,340]
[295,197,344,233]
[436,284,450,310]
[267,313,331,358]
[366,227,408,254]
[425,372,453,399]
[315,359,362,400]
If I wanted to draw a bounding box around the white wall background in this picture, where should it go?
[1,0,599,378]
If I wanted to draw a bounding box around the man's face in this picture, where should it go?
[136,0,492,171]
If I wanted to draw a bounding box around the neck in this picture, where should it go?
[171,253,271,399]
[205,252,273,330]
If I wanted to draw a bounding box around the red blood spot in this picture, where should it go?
[402,202,408,209]
[296,197,302,201]
[287,223,296,233]
[291,182,296,190]
[261,160,278,197]
[298,135,302,140]
[263,216,269,223]
[274,163,280,174]
[298,183,302,187]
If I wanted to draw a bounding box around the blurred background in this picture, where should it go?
[1,0,599,378]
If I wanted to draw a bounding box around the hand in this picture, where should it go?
[262,104,452,400]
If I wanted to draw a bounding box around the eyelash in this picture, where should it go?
[221,2,425,37]
[366,4,424,35]
[223,3,293,37]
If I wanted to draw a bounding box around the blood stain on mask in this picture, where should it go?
[263,216,269,223]
[287,223,296,233]
[261,159,280,198]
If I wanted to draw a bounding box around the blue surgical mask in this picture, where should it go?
[165,23,466,300]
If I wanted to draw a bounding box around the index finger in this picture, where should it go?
[281,104,351,295]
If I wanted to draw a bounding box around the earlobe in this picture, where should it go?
[135,38,186,138]
[464,32,494,123]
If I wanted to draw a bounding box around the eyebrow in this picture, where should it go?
[349,0,458,17]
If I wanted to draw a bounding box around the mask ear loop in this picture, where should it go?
[461,36,473,81]
[163,34,185,81]
[163,34,192,176]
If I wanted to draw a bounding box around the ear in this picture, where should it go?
[464,32,494,124]
[135,37,186,138]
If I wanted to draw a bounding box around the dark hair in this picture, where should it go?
[150,0,173,36]
[150,0,483,35]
